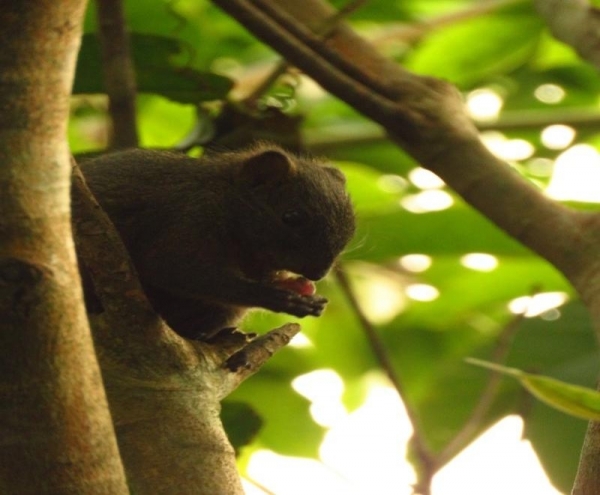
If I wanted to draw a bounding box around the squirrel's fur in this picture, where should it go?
[77,144,355,339]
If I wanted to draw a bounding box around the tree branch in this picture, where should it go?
[95,0,139,148]
[334,265,435,487]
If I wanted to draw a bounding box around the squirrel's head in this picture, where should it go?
[232,145,355,285]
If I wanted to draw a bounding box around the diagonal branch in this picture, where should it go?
[71,157,157,332]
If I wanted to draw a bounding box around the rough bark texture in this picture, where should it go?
[0,1,129,494]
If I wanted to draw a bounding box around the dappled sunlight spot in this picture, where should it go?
[405,283,439,302]
[362,278,406,324]
[481,131,535,161]
[526,157,554,177]
[378,174,409,193]
[292,369,347,427]
[460,253,498,272]
[310,400,349,428]
[432,416,563,495]
[408,167,445,189]
[399,253,432,273]
[466,88,504,121]
[534,83,566,104]
[540,307,561,321]
[401,190,454,213]
[541,124,576,150]
[247,450,362,495]
[289,332,313,348]
[350,263,406,324]
[508,291,569,317]
[546,144,600,202]
[297,74,328,99]
[364,282,405,323]
[320,381,416,495]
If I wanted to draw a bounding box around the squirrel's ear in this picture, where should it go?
[239,149,296,187]
[325,166,346,184]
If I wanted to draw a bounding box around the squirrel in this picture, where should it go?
[77,144,355,340]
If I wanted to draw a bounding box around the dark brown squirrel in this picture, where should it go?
[77,144,355,340]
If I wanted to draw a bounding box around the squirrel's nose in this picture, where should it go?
[304,265,330,281]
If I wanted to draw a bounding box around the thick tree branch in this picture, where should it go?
[95,0,139,148]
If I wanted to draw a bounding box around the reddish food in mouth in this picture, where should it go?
[272,272,316,296]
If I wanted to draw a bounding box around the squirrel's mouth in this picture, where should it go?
[270,270,316,296]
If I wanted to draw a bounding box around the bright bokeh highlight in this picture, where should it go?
[508,292,569,317]
[466,88,504,121]
[408,167,445,189]
[534,83,566,104]
[546,144,600,202]
[460,253,499,272]
[405,283,440,301]
[399,254,433,273]
[401,190,454,213]
[541,124,576,150]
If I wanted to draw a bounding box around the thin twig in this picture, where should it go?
[334,265,434,470]
[435,287,540,467]
[436,312,526,466]
[318,0,369,38]
[95,0,139,148]
[244,477,277,495]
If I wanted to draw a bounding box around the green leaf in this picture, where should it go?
[405,11,543,87]
[74,33,233,103]
[221,401,263,453]
[227,374,324,457]
[353,205,532,261]
[467,358,600,420]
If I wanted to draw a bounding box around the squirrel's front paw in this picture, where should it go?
[281,293,328,318]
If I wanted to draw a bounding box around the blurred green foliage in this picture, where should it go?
[72,0,600,492]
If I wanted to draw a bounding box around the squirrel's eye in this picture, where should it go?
[282,209,308,227]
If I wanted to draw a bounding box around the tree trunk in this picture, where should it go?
[0,1,129,493]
